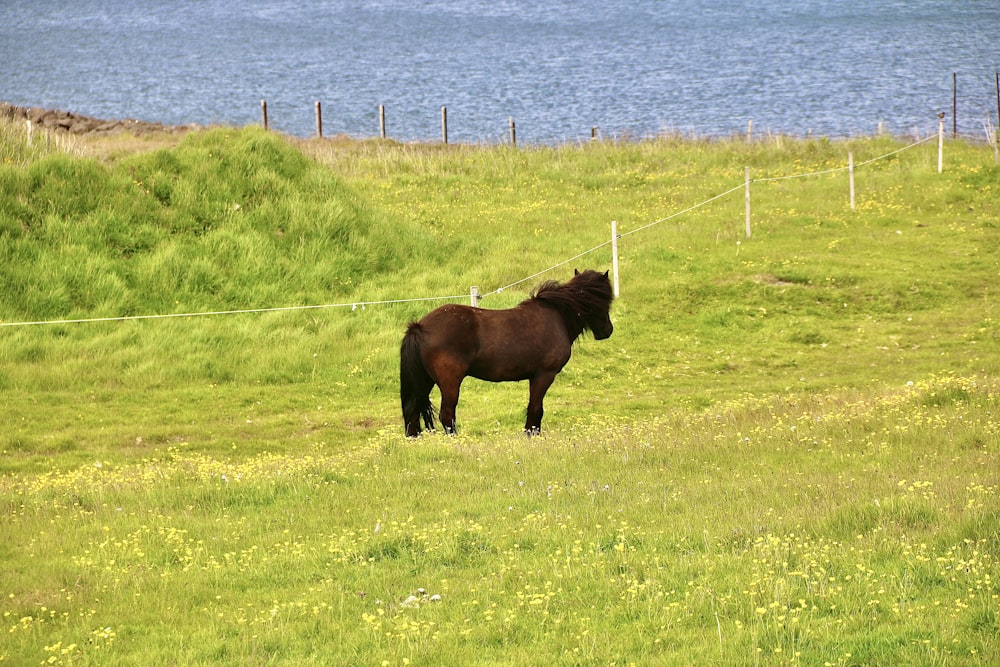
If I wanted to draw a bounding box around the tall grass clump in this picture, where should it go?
[0,126,450,400]
[1,127,440,319]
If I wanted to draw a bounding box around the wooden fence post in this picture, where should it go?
[441,106,448,144]
[611,221,621,298]
[379,105,386,139]
[938,116,944,174]
[470,286,480,307]
[509,116,516,146]
[315,101,323,138]
[261,99,268,130]
[744,167,752,238]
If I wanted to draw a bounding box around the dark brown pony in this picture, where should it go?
[400,269,614,436]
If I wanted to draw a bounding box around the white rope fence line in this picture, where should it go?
[753,133,938,183]
[484,130,942,295]
[486,243,615,296]
[0,130,945,328]
[618,183,747,240]
[0,294,470,328]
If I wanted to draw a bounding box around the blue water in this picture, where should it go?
[2,0,998,143]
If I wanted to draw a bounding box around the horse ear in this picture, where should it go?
[604,270,609,278]
[574,268,580,275]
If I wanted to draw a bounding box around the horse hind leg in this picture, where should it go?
[400,324,437,437]
[403,386,435,438]
[437,377,462,434]
[401,365,435,438]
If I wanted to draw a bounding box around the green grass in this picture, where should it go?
[1,119,998,665]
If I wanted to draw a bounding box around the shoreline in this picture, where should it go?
[0,102,200,136]
[2,102,982,148]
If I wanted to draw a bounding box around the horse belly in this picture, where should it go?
[468,342,570,382]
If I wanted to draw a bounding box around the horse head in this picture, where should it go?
[574,269,614,340]
[589,311,614,340]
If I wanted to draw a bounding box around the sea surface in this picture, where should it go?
[2,0,998,143]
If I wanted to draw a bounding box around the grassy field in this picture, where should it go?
[1,119,998,665]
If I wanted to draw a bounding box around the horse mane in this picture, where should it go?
[524,269,613,333]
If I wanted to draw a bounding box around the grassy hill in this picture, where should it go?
[1,119,998,665]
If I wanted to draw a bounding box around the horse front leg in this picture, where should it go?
[525,372,557,435]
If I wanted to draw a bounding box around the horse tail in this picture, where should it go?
[400,322,436,435]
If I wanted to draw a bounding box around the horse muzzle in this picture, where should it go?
[593,323,613,340]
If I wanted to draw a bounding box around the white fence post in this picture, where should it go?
[611,220,621,298]
[744,167,752,238]
[938,116,944,173]
[470,286,480,307]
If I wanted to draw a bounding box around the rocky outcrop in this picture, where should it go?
[0,102,200,136]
